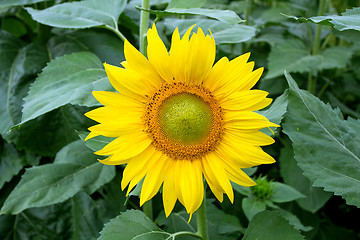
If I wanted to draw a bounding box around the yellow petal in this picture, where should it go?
[121,146,160,190]
[203,56,229,91]
[95,130,151,158]
[205,53,251,93]
[189,160,204,213]
[204,153,234,203]
[87,123,143,138]
[224,111,279,130]
[85,106,142,123]
[84,131,100,141]
[202,154,225,202]
[216,141,276,168]
[92,91,144,108]
[124,39,163,85]
[169,26,195,82]
[213,62,255,99]
[98,152,130,166]
[104,63,155,101]
[163,163,177,217]
[216,153,256,187]
[185,28,216,84]
[220,90,270,111]
[147,24,172,82]
[224,129,275,146]
[176,160,204,215]
[140,155,172,206]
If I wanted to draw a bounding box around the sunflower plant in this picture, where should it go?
[1,0,360,239]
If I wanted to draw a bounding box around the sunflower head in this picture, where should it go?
[85,24,278,219]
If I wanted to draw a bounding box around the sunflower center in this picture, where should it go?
[144,82,224,160]
[159,93,213,145]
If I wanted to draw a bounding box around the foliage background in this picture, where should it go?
[0,0,359,239]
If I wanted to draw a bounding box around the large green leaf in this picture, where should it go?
[0,140,115,214]
[47,34,88,59]
[270,182,305,203]
[266,39,321,79]
[21,52,110,124]
[5,104,93,156]
[71,30,125,65]
[317,46,353,70]
[286,7,360,32]
[0,201,72,240]
[0,0,47,7]
[26,0,126,30]
[0,31,23,134]
[242,197,266,221]
[283,72,360,208]
[167,0,205,9]
[259,90,289,135]
[157,200,244,240]
[71,192,107,240]
[0,144,36,189]
[98,210,169,240]
[142,8,243,24]
[279,146,332,213]
[243,211,304,240]
[164,19,256,44]
[266,40,353,79]
[8,43,49,124]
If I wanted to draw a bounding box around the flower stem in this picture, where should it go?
[308,0,327,94]
[197,194,208,240]
[139,0,150,55]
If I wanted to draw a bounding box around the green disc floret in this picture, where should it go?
[159,93,213,145]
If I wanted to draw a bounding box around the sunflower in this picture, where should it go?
[85,24,278,218]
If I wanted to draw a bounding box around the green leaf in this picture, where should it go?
[285,7,360,32]
[275,209,313,232]
[0,31,24,134]
[232,182,251,196]
[0,201,72,240]
[157,200,244,239]
[8,43,49,124]
[5,104,92,156]
[71,29,125,65]
[279,146,332,213]
[0,140,115,214]
[164,19,256,44]
[206,201,244,237]
[98,210,169,240]
[317,46,353,70]
[283,72,360,208]
[146,8,243,24]
[266,39,321,79]
[259,90,289,135]
[21,52,111,124]
[243,211,304,240]
[0,0,47,7]
[26,0,127,30]
[78,131,114,152]
[47,34,89,59]
[266,40,352,79]
[167,0,205,9]
[71,192,106,240]
[242,197,266,221]
[0,144,29,189]
[270,182,305,203]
